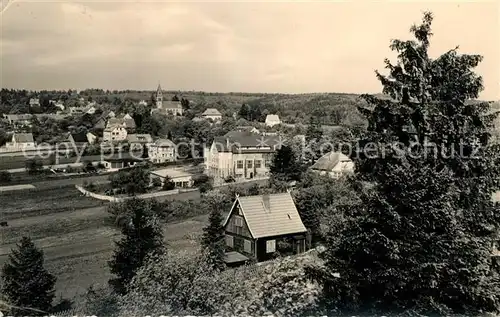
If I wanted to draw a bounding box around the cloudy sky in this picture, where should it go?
[1,0,499,100]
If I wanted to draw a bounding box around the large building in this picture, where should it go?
[148,138,177,163]
[152,83,183,116]
[204,131,282,181]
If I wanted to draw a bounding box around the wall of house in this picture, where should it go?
[225,202,255,257]
[103,127,128,143]
[232,153,272,179]
[149,145,176,163]
[255,233,307,262]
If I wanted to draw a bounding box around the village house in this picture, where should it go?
[204,131,282,181]
[310,151,354,179]
[127,134,153,151]
[234,126,260,134]
[265,114,281,127]
[101,154,144,171]
[223,192,308,266]
[148,138,176,163]
[150,168,194,188]
[29,98,40,107]
[4,133,36,151]
[138,100,148,106]
[201,108,222,121]
[3,114,33,127]
[103,125,128,143]
[151,84,183,116]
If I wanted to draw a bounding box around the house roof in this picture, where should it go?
[5,114,33,121]
[127,134,153,143]
[224,192,307,239]
[214,132,281,152]
[158,101,182,110]
[202,108,222,116]
[13,133,34,143]
[265,114,280,122]
[152,138,176,147]
[69,132,88,143]
[311,151,352,171]
[150,168,193,179]
[106,117,136,129]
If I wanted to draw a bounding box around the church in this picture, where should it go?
[151,83,183,116]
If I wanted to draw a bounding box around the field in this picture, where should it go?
[0,154,103,171]
[0,173,269,301]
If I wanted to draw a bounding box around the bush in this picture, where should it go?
[162,176,175,191]
[151,177,162,188]
[0,170,12,184]
[25,158,43,175]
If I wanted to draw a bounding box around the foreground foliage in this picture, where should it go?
[1,237,56,316]
[316,12,500,315]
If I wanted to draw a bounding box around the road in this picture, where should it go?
[5,162,84,173]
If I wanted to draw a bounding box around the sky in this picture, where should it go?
[1,0,499,100]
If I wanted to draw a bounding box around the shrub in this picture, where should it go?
[0,170,12,184]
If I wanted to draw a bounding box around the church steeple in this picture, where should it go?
[156,82,163,108]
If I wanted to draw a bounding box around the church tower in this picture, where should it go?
[156,83,163,108]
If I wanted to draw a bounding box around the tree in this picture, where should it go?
[172,95,180,102]
[316,12,500,315]
[1,237,56,316]
[141,144,149,158]
[305,116,323,142]
[238,103,250,120]
[162,176,175,190]
[181,98,190,110]
[108,199,164,295]
[0,170,12,183]
[270,145,302,183]
[0,128,8,147]
[25,158,43,175]
[200,206,226,271]
[193,174,213,193]
[109,166,149,196]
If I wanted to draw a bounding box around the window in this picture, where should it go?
[244,239,252,254]
[236,160,243,169]
[234,216,243,227]
[225,235,234,248]
[247,160,253,168]
[266,240,276,253]
[255,160,261,168]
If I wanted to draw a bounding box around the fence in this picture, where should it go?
[75,185,182,202]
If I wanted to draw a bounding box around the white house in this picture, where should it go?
[150,168,194,188]
[148,138,176,163]
[103,125,128,143]
[204,131,282,181]
[138,100,148,106]
[85,106,97,115]
[127,134,153,151]
[87,132,97,145]
[310,151,354,179]
[265,114,281,127]
[201,108,222,121]
[4,133,36,151]
[29,98,40,107]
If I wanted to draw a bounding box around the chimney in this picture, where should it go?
[262,194,271,212]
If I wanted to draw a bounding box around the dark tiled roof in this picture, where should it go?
[215,131,282,152]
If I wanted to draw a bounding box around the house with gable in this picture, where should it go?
[201,108,222,122]
[309,151,355,179]
[223,192,308,266]
[4,133,36,151]
[265,114,281,127]
[127,133,153,151]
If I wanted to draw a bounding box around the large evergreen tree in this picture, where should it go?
[1,236,56,316]
[200,206,226,271]
[270,145,303,183]
[108,198,164,295]
[317,12,500,315]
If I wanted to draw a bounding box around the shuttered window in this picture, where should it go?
[225,235,234,248]
[266,240,276,253]
[244,239,252,254]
